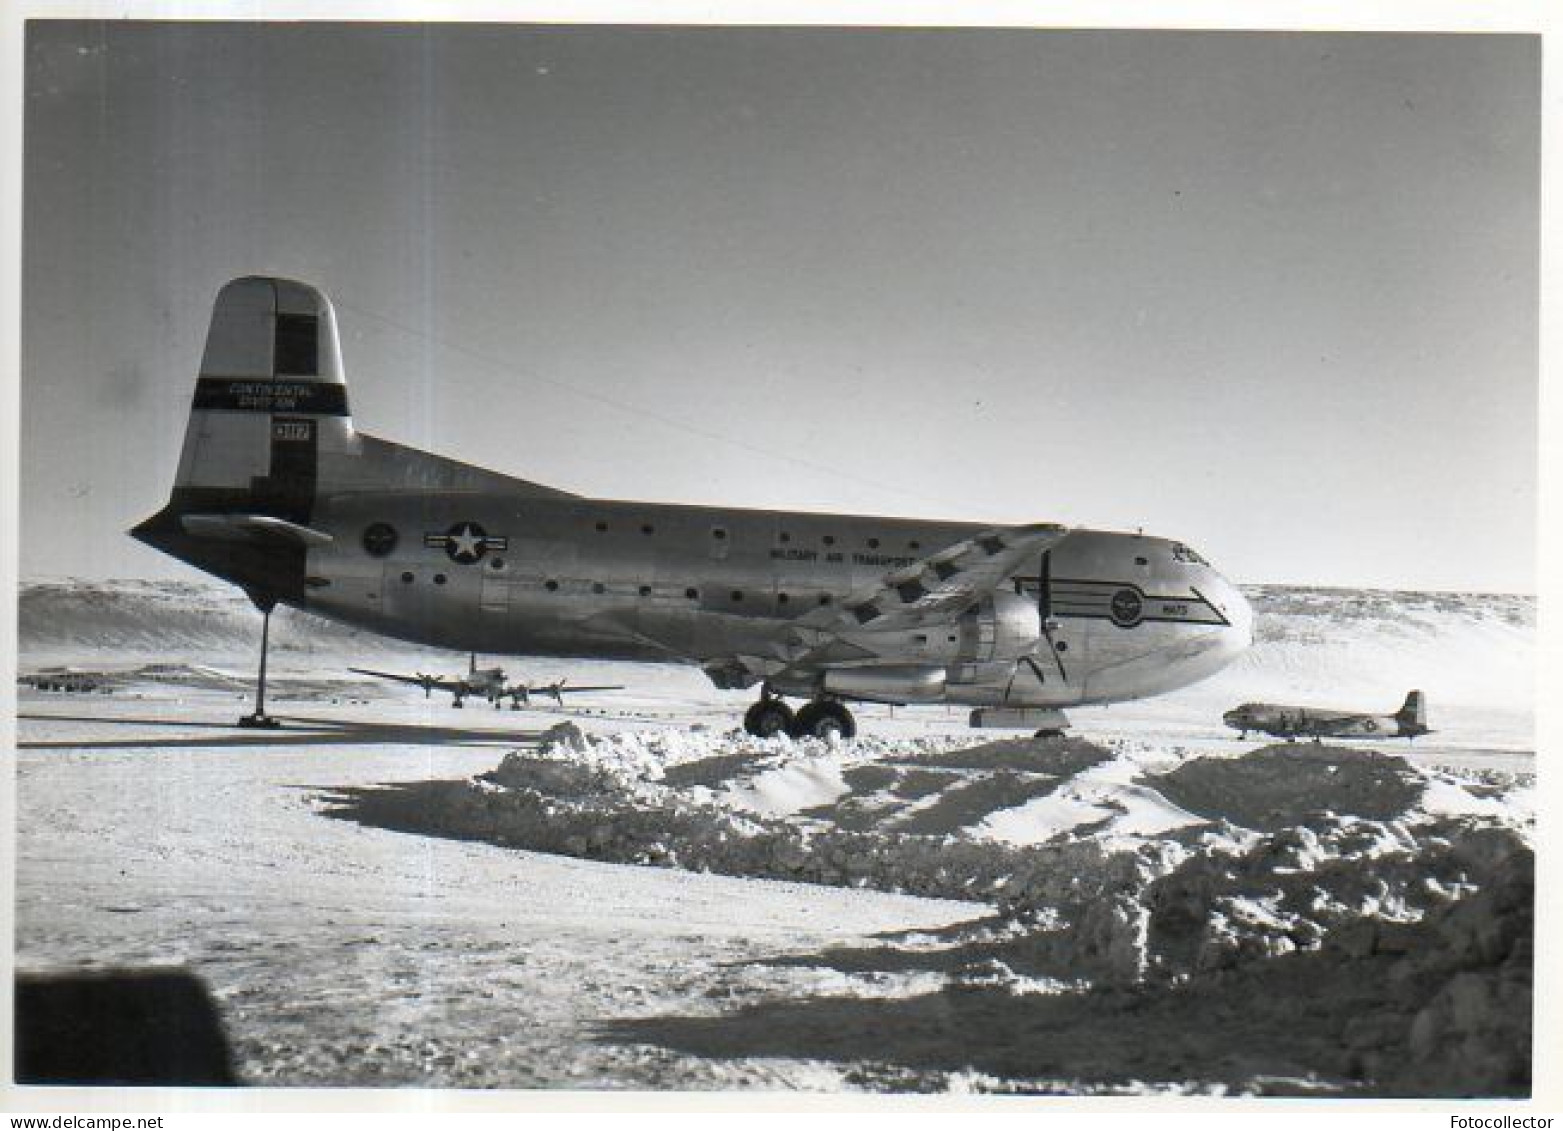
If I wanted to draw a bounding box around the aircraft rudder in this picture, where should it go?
[174,275,357,501]
[1395,689,1428,733]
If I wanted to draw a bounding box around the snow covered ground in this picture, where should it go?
[11,579,1536,1094]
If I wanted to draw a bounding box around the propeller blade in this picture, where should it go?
[1038,550,1068,683]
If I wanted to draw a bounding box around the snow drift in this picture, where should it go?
[324,723,1533,1095]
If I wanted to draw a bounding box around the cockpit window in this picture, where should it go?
[1170,543,1209,567]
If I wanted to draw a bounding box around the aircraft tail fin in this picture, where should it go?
[131,277,358,602]
[171,276,356,517]
[132,276,578,602]
[1394,689,1429,736]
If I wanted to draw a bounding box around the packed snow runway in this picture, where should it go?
[12,580,1537,1094]
[15,698,985,1089]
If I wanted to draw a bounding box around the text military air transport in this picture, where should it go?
[132,277,1254,739]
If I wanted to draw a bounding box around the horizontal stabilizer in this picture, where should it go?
[180,513,335,548]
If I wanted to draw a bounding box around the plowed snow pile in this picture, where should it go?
[328,725,1533,1096]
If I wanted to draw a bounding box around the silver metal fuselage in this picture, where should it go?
[1222,704,1413,740]
[301,490,1253,708]
[130,275,1254,717]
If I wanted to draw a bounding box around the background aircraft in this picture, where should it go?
[131,276,1253,738]
[18,663,250,696]
[350,657,621,710]
[1223,690,1430,742]
[18,667,121,694]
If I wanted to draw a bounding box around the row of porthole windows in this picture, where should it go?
[587,521,920,553]
[368,521,926,558]
[396,570,833,606]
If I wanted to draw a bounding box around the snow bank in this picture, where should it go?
[18,580,381,661]
[322,723,1532,1095]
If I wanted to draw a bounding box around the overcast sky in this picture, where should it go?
[20,23,1539,592]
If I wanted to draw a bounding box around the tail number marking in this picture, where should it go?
[272,419,314,442]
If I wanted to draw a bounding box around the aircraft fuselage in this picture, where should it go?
[130,275,1255,728]
[296,490,1248,708]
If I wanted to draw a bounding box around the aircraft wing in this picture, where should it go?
[348,667,465,693]
[545,685,625,695]
[776,523,1072,662]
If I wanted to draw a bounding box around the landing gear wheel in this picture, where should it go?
[1034,727,1066,740]
[743,698,795,738]
[791,700,856,741]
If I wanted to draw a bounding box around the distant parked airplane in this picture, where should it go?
[350,656,622,710]
[1223,690,1431,742]
[18,667,116,694]
[18,663,248,695]
[131,276,1253,737]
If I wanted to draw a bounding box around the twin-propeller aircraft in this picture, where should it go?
[131,276,1254,738]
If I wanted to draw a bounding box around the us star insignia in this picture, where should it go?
[424,521,509,564]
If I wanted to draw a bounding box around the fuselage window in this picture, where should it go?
[712,527,728,541]
[362,522,398,557]
[818,595,832,606]
[867,537,880,549]
[641,523,655,536]
[779,532,791,544]
[685,587,699,599]
[545,579,559,592]
[823,535,836,546]
[909,540,921,551]
[595,521,608,533]
[490,557,505,570]
[731,590,744,602]
[433,573,447,586]
[777,593,790,605]
[400,571,414,584]
[639,585,652,597]
[592,582,605,594]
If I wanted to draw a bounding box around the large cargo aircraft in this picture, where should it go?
[1224,690,1431,742]
[132,277,1253,738]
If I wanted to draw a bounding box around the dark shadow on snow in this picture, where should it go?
[18,713,540,751]
[595,935,1523,1097]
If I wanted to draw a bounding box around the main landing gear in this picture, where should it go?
[742,694,793,738]
[238,594,281,730]
[794,699,857,740]
[742,689,857,740]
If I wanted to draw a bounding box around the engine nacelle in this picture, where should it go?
[820,665,947,704]
[957,590,1041,664]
